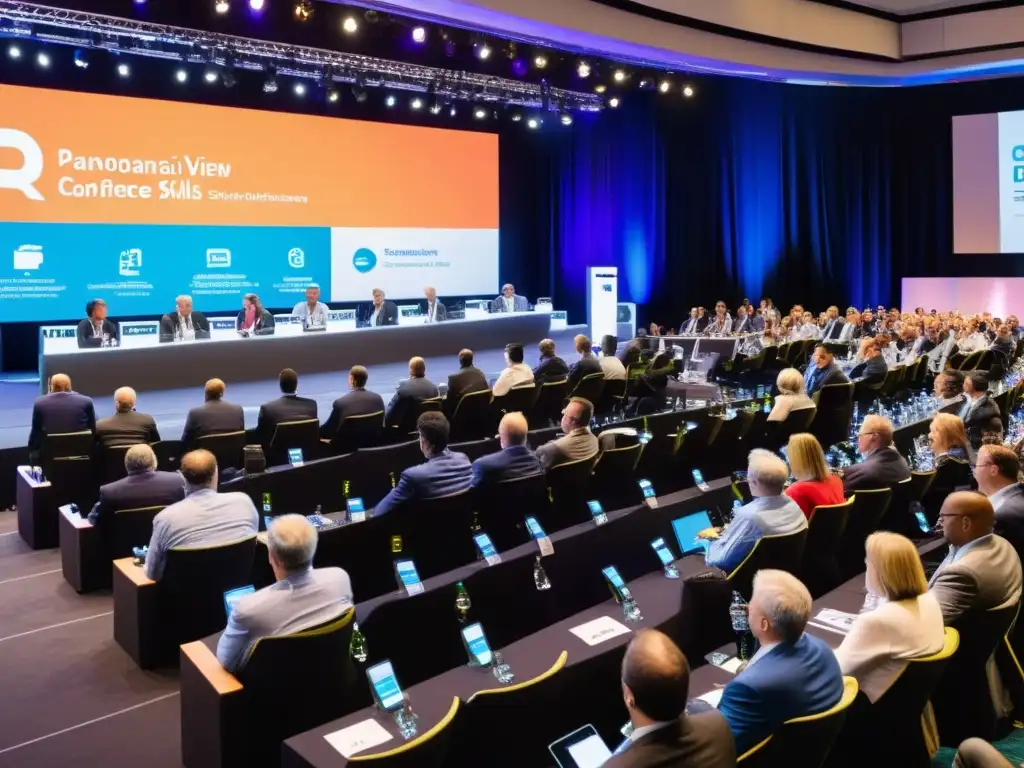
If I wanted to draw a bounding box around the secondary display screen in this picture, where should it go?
[0,85,499,321]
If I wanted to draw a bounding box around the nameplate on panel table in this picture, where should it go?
[323,719,394,758]
[569,616,632,647]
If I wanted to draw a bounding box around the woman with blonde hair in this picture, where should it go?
[835,532,944,702]
[929,413,969,464]
[784,433,844,518]
[767,368,816,423]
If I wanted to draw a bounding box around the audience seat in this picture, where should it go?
[198,431,246,472]
[881,474,934,539]
[346,441,423,507]
[180,609,362,768]
[266,418,320,467]
[801,498,853,597]
[590,443,643,508]
[567,373,605,409]
[705,410,756,477]
[492,383,539,418]
[531,378,570,428]
[545,454,599,530]
[388,490,476,580]
[448,390,497,443]
[475,473,551,552]
[762,408,816,452]
[60,503,165,593]
[97,444,132,486]
[392,398,442,438]
[594,379,627,416]
[325,410,385,455]
[727,529,809,601]
[838,489,892,580]
[18,431,97,549]
[348,697,461,768]
[810,383,854,450]
[669,568,734,666]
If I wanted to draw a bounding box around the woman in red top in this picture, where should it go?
[785,433,845,518]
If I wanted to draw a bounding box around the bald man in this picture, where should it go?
[605,630,734,768]
[471,412,542,488]
[29,373,96,456]
[95,387,160,449]
[180,378,245,450]
[930,491,1022,623]
[384,357,439,429]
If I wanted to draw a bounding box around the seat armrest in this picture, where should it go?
[180,641,247,767]
[112,557,163,668]
[114,556,155,587]
[59,507,105,593]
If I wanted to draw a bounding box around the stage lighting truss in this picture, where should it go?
[0,1,604,114]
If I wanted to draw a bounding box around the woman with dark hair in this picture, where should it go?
[236,293,276,336]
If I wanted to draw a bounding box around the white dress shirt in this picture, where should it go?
[492,363,535,397]
[177,313,195,341]
[503,296,515,313]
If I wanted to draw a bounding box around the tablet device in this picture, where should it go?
[366,660,404,711]
[223,584,255,617]
[473,533,501,564]
[601,565,632,601]
[587,500,608,526]
[347,497,366,523]
[692,469,710,491]
[288,448,304,466]
[263,515,273,530]
[394,559,423,595]
[638,478,657,507]
[460,622,493,666]
[525,516,547,539]
[672,510,714,555]
[548,724,613,768]
[651,537,676,566]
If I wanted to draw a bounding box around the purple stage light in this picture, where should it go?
[511,58,528,77]
[249,0,265,11]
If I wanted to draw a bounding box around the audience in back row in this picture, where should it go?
[471,412,542,487]
[180,378,245,449]
[767,368,815,423]
[841,414,911,493]
[849,338,887,388]
[803,345,850,398]
[935,370,967,411]
[29,373,97,457]
[444,349,489,414]
[95,387,160,449]
[384,357,439,429]
[784,433,845,519]
[959,371,1003,451]
[567,334,602,389]
[535,397,599,471]
[975,445,1024,556]
[599,335,627,380]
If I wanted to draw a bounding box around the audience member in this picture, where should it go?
[717,570,844,754]
[841,415,911,493]
[599,335,627,381]
[320,366,385,438]
[566,335,603,389]
[143,449,258,580]
[534,338,570,384]
[935,370,967,410]
[604,630,735,768]
[820,306,845,340]
[974,445,1024,557]
[536,397,599,471]
[95,387,160,449]
[87,444,185,528]
[804,346,850,398]
[835,532,944,701]
[930,413,970,465]
[180,378,245,448]
[493,343,535,397]
[444,349,489,413]
[384,357,440,429]
[216,514,354,672]
[29,373,97,456]
[991,325,1015,359]
[373,412,472,515]
[784,433,845,519]
[255,368,318,450]
[471,412,542,487]
[959,372,1003,450]
[767,368,816,423]
[705,450,807,573]
[849,338,887,387]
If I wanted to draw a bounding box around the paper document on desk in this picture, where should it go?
[697,688,724,708]
[569,616,632,646]
[324,719,393,757]
[814,608,858,634]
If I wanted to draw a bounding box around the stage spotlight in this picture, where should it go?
[36,52,50,68]
[527,117,540,130]
[73,50,89,69]
[351,83,367,103]
[293,0,313,21]
[608,96,620,108]
[342,16,358,33]
[327,88,340,103]
[117,62,130,78]
[476,42,491,60]
[175,68,188,83]
[214,0,229,13]
[594,84,606,94]
[249,0,265,11]
[683,85,694,97]
[473,107,487,119]
[429,101,442,115]
[613,69,626,82]
[659,80,671,93]
[385,94,396,107]
[412,26,426,43]
[509,110,522,123]
[294,82,306,96]
[561,112,573,126]
[534,54,547,69]
[8,44,21,60]
[263,69,279,93]
[411,97,423,110]
[577,61,591,78]
[204,68,218,84]
[449,104,457,117]
[639,78,650,89]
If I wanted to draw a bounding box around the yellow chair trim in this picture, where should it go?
[784,677,858,724]
[807,498,855,525]
[168,535,256,553]
[349,697,460,761]
[245,607,355,663]
[113,504,165,516]
[343,411,386,421]
[198,430,246,439]
[911,470,938,477]
[727,538,762,580]
[912,627,960,664]
[738,734,773,762]
[469,650,568,700]
[599,444,641,455]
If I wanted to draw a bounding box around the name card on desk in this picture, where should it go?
[569,616,632,647]
[323,718,394,758]
[697,688,724,708]
[811,609,858,635]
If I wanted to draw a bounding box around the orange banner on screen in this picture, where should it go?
[0,84,499,228]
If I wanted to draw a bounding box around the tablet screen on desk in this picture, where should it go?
[366,660,404,711]
[672,510,713,555]
[548,725,612,768]
[223,585,255,617]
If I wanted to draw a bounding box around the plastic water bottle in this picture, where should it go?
[395,695,419,739]
[533,555,551,591]
[729,592,758,661]
[492,651,515,684]
[454,582,472,623]
[349,622,368,663]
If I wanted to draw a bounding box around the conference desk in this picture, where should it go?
[38,311,553,396]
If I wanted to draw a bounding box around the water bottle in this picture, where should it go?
[729,592,758,661]
[349,622,368,662]
[454,581,472,623]
[622,594,643,624]
[533,555,551,591]
[395,695,419,739]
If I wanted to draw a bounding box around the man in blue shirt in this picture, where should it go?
[291,283,328,329]
[704,450,806,574]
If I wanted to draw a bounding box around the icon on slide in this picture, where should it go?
[206,248,231,268]
[13,244,43,271]
[353,248,377,274]
[287,247,305,269]
[119,248,142,277]
[1014,146,1024,162]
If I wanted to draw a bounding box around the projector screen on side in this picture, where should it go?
[0,85,499,321]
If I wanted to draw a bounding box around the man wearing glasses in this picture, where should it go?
[974,445,1024,558]
[841,415,910,494]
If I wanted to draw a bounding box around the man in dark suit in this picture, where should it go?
[423,286,447,324]
[255,368,318,450]
[857,310,878,338]
[385,357,440,429]
[320,366,386,439]
[29,373,97,456]
[849,338,887,388]
[373,412,472,515]
[842,414,911,493]
[368,288,399,327]
[820,305,846,340]
[490,283,530,313]
[87,444,185,529]
[804,345,850,397]
[76,298,119,349]
[180,378,245,449]
[444,349,489,415]
[679,308,707,335]
[975,445,1024,558]
[471,413,542,488]
[159,295,210,343]
[566,334,603,390]
[732,305,755,335]
[534,338,570,383]
[959,371,1004,449]
[605,629,734,768]
[95,387,160,449]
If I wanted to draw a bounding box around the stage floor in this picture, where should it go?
[0,326,587,451]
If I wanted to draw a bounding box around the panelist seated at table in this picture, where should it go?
[372,412,472,516]
[732,305,764,335]
[604,629,735,768]
[76,298,119,349]
[366,288,399,327]
[717,570,844,755]
[143,449,258,581]
[679,307,708,336]
[181,379,245,449]
[256,368,318,450]
[216,514,354,673]
[87,444,186,527]
[841,415,911,494]
[292,283,329,330]
[422,286,447,324]
[320,366,386,439]
[490,283,530,313]
[704,450,807,574]
[159,295,210,343]
[536,397,599,472]
[235,293,275,337]
[471,413,542,488]
[29,373,97,456]
[95,387,161,449]
[385,357,440,429]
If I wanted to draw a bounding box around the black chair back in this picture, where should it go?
[474,473,550,552]
[567,372,605,408]
[727,529,808,600]
[197,430,246,471]
[98,445,132,486]
[545,454,599,531]
[345,440,423,507]
[396,398,442,436]
[763,408,816,451]
[594,378,627,415]
[388,490,476,579]
[810,383,854,449]
[880,476,926,539]
[801,498,853,597]
[42,431,97,507]
[706,410,756,477]
[591,443,643,507]
[267,419,320,467]
[448,390,497,442]
[492,383,540,417]
[838,488,892,580]
[879,365,905,397]
[531,379,570,428]
[449,437,500,463]
[670,569,734,665]
[923,457,972,523]
[329,410,385,455]
[109,505,164,560]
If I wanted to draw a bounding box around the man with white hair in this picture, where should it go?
[292,283,329,330]
[491,283,530,313]
[95,386,161,449]
[842,414,910,493]
[717,570,843,754]
[471,412,542,487]
[87,443,185,530]
[704,450,807,574]
[159,295,209,343]
[216,514,353,672]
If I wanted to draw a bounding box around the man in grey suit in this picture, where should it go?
[216,514,354,672]
[143,449,258,581]
[930,491,1023,624]
[536,397,599,471]
[490,283,530,313]
[842,415,911,494]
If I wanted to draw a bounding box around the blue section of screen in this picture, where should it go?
[0,222,330,321]
[672,511,713,556]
